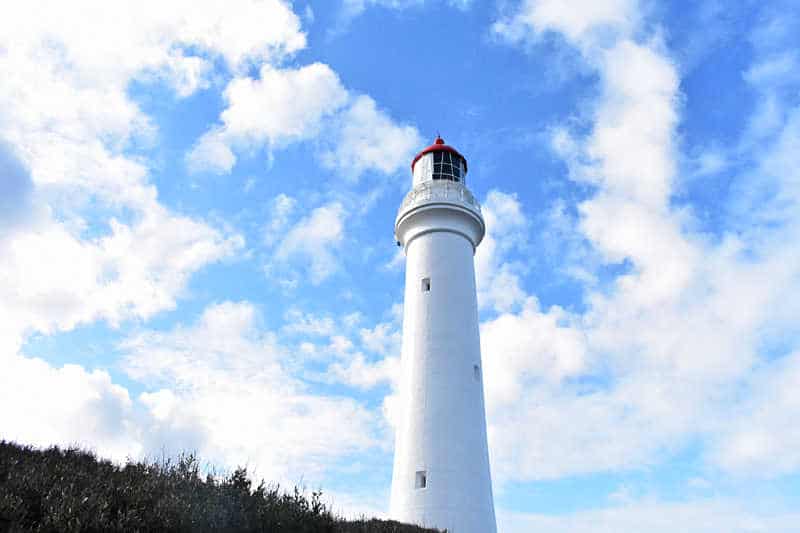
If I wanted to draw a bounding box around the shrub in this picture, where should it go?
[0,441,440,533]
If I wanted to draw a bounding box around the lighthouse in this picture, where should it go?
[390,137,496,533]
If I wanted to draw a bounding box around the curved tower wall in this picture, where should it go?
[390,142,496,533]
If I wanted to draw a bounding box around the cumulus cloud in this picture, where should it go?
[479,0,800,485]
[0,0,306,199]
[498,498,800,533]
[0,354,140,462]
[0,137,242,355]
[320,95,423,178]
[0,1,312,350]
[320,319,402,435]
[481,298,587,405]
[264,193,298,246]
[475,190,529,312]
[0,2,349,488]
[1,297,403,496]
[261,194,365,287]
[273,202,346,285]
[493,0,639,51]
[711,350,800,477]
[0,204,242,340]
[188,68,420,178]
[327,354,399,391]
[283,309,338,337]
[122,301,382,481]
[3,1,799,526]
[359,322,401,357]
[340,0,473,22]
[187,63,349,173]
[2,299,389,486]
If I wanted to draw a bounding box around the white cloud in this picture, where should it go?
[711,351,800,476]
[0,0,304,77]
[341,0,472,21]
[0,295,393,494]
[498,498,800,533]
[691,148,727,177]
[0,1,313,349]
[481,298,587,406]
[273,308,402,393]
[320,95,423,179]
[274,202,346,285]
[493,0,639,51]
[327,353,399,391]
[188,68,420,178]
[483,0,693,482]
[360,322,401,357]
[186,133,238,175]
[475,190,529,312]
[222,64,348,142]
[2,0,799,522]
[0,4,351,488]
[283,309,337,337]
[328,335,357,358]
[317,318,403,436]
[121,301,383,482]
[1,0,307,195]
[264,193,298,246]
[0,203,242,338]
[480,0,800,485]
[187,63,349,173]
[0,353,140,463]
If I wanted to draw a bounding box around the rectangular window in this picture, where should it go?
[415,470,427,489]
[421,277,431,292]
[474,364,481,381]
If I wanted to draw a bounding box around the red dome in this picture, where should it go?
[411,136,467,173]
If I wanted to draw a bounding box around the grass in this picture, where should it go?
[0,440,441,533]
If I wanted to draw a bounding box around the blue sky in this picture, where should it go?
[2,1,800,531]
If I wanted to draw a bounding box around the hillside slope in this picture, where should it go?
[0,441,440,533]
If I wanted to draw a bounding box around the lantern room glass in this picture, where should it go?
[432,151,462,182]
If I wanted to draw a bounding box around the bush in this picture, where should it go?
[0,441,440,533]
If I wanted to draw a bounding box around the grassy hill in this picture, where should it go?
[0,441,440,533]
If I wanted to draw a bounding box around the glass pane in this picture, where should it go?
[433,163,442,173]
[433,151,442,163]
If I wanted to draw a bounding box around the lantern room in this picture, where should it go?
[411,137,468,187]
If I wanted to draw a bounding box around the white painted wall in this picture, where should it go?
[390,175,496,533]
[412,152,433,186]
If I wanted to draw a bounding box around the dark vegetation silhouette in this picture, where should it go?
[0,441,441,533]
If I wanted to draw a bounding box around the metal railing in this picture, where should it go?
[399,180,481,212]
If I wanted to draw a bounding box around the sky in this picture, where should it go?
[1,1,800,531]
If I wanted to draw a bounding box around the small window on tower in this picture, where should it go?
[415,470,427,489]
[473,364,481,381]
[421,277,431,292]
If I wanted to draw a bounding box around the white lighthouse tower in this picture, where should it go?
[390,137,496,533]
